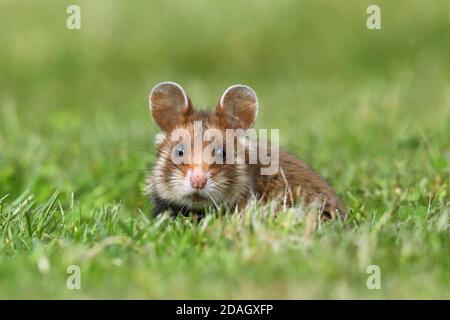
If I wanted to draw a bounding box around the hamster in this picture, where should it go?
[145,82,347,220]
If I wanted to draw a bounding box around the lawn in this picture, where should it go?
[0,0,449,299]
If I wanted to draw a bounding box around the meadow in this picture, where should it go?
[0,0,449,299]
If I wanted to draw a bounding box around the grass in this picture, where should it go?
[0,0,449,299]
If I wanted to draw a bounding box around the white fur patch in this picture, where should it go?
[154,132,166,145]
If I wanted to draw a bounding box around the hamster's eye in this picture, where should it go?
[174,144,185,158]
[215,146,226,162]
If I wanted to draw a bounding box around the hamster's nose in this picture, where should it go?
[190,168,207,189]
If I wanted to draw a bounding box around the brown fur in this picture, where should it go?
[147,83,347,220]
[251,150,347,219]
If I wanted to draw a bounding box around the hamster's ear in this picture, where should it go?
[216,84,258,129]
[149,82,191,132]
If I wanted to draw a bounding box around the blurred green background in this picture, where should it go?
[0,0,449,299]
